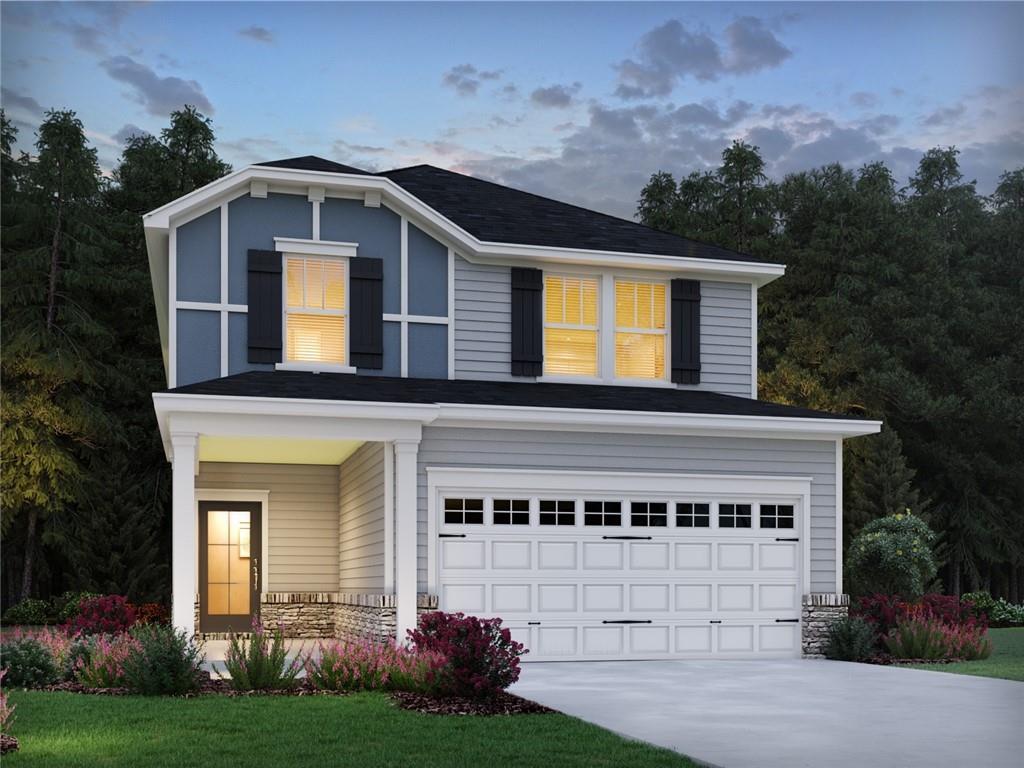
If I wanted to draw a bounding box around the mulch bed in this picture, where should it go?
[36,678,349,698]
[866,654,969,666]
[390,690,554,716]
[1,734,19,755]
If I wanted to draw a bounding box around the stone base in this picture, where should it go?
[801,593,849,657]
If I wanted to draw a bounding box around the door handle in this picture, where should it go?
[252,558,259,592]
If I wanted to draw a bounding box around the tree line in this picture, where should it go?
[639,143,1024,600]
[2,108,1021,607]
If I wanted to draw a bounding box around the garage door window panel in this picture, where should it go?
[676,502,711,528]
[540,500,576,526]
[584,500,622,527]
[759,504,794,529]
[493,498,530,526]
[719,503,752,529]
[630,501,668,527]
[444,497,484,525]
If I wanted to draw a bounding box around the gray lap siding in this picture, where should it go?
[416,428,837,593]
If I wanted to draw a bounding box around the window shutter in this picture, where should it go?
[247,249,283,363]
[511,267,543,376]
[350,256,384,369]
[671,279,701,384]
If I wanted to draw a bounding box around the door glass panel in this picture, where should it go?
[207,509,251,616]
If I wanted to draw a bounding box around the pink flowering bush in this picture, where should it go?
[1,669,16,754]
[3,626,73,672]
[408,612,526,698]
[76,633,140,688]
[883,614,992,661]
[306,639,447,694]
[68,595,136,636]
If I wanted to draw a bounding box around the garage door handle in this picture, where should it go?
[602,619,652,624]
[601,535,653,540]
[709,620,722,624]
[438,533,466,538]
[774,537,799,542]
[775,619,800,623]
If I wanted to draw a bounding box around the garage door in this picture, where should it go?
[430,469,808,661]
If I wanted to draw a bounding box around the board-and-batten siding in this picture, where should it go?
[417,428,837,594]
[452,254,752,396]
[196,462,340,592]
[339,442,386,592]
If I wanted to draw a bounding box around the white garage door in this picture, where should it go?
[430,469,809,661]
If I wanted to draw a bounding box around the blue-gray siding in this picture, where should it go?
[417,428,837,593]
[227,193,312,304]
[407,223,448,317]
[176,309,219,384]
[320,198,401,314]
[408,323,448,379]
[339,442,386,592]
[176,209,220,302]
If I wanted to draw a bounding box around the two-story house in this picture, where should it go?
[144,155,879,659]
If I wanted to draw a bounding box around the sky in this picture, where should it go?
[2,1,1022,218]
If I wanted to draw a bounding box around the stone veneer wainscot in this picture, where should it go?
[801,593,850,657]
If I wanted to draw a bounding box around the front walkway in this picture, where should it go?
[512,659,1024,768]
[200,638,322,678]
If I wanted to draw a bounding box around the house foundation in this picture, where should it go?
[801,593,850,657]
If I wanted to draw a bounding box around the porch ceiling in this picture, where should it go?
[198,436,364,465]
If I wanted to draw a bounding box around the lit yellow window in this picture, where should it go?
[615,279,666,379]
[285,257,347,364]
[544,275,599,377]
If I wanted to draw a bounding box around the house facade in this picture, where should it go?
[145,156,879,659]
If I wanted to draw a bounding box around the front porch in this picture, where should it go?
[158,393,440,644]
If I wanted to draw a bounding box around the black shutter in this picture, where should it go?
[247,249,282,363]
[350,257,384,369]
[511,267,543,376]
[671,279,701,384]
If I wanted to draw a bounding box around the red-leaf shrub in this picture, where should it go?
[883,616,992,661]
[853,593,984,643]
[67,596,136,636]
[133,603,171,627]
[407,612,526,698]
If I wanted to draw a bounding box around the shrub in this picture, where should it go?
[306,639,446,694]
[2,599,51,626]
[68,595,136,636]
[962,592,1024,627]
[133,603,171,627]
[847,512,938,600]
[823,616,877,661]
[223,623,301,691]
[121,625,205,695]
[0,638,59,687]
[408,612,526,698]
[855,592,984,643]
[0,670,14,734]
[883,616,992,661]
[76,634,140,688]
[51,592,99,624]
[62,637,96,682]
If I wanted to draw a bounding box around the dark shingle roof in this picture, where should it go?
[255,156,764,263]
[168,371,857,421]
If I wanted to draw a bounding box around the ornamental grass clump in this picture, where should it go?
[223,622,301,691]
[76,633,140,688]
[306,639,446,694]
[883,614,991,661]
[408,611,526,698]
[122,625,205,695]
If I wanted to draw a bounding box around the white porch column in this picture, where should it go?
[393,438,420,643]
[170,432,198,636]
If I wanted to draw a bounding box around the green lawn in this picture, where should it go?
[905,627,1024,681]
[4,690,696,768]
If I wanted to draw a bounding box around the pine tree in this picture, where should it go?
[844,426,923,547]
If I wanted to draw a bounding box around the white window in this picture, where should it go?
[544,274,599,377]
[615,279,667,380]
[285,256,347,364]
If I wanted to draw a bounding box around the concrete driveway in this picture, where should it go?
[512,659,1023,768]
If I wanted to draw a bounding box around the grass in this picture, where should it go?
[3,690,696,768]
[905,627,1024,681]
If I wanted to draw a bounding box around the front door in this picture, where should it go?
[198,501,262,633]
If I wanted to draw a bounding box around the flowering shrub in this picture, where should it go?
[883,616,991,661]
[133,603,171,627]
[0,670,16,754]
[854,593,985,642]
[1,599,51,626]
[824,617,876,661]
[847,512,938,599]
[223,622,301,691]
[962,592,1024,627]
[68,595,137,636]
[0,638,59,687]
[408,612,526,698]
[51,591,99,624]
[306,639,446,694]
[76,634,140,688]
[122,625,205,695]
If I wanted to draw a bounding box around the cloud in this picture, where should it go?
[670,100,752,128]
[744,126,794,160]
[615,17,791,98]
[530,82,582,108]
[860,114,900,136]
[113,124,149,144]
[239,25,273,43]
[1,87,44,116]
[850,91,879,108]
[100,56,214,116]
[441,64,502,97]
[922,103,966,126]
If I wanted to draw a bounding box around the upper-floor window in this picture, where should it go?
[615,279,666,380]
[285,256,347,364]
[544,274,599,377]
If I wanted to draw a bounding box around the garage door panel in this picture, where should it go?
[759,583,798,611]
[442,540,486,569]
[675,625,713,653]
[443,583,486,613]
[538,541,577,570]
[717,543,755,570]
[492,541,532,569]
[718,624,755,652]
[718,584,755,611]
[630,625,671,654]
[582,541,623,570]
[537,625,577,656]
[582,583,624,612]
[759,623,799,652]
[675,543,713,570]
[538,583,577,612]
[492,584,532,612]
[583,625,625,655]
[630,583,672,612]
[676,584,713,611]
[759,542,798,571]
[630,542,670,569]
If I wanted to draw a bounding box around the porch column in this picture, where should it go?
[393,438,420,643]
[170,432,198,635]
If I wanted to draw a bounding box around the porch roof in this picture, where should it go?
[166,371,863,422]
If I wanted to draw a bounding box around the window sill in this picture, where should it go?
[537,375,675,389]
[275,362,357,374]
